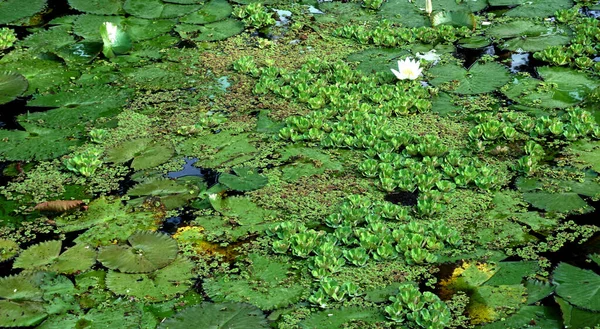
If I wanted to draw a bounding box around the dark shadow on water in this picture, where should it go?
[167,157,220,188]
[0,97,50,131]
[385,190,419,207]
[159,207,196,235]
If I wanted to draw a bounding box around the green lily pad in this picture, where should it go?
[469,285,528,323]
[346,47,410,79]
[525,280,555,305]
[553,263,600,311]
[124,0,202,19]
[178,132,258,168]
[457,36,491,49]
[315,1,378,24]
[179,0,232,24]
[128,177,204,210]
[68,0,123,15]
[218,167,268,192]
[98,231,178,273]
[73,14,124,41]
[12,240,60,269]
[379,0,428,27]
[523,192,590,213]
[158,302,268,329]
[0,122,82,161]
[55,42,103,64]
[106,138,174,170]
[0,300,47,327]
[428,62,511,95]
[0,71,28,105]
[0,0,47,25]
[299,307,386,329]
[484,261,539,286]
[489,0,574,18]
[556,296,600,328]
[0,239,19,262]
[13,240,96,274]
[124,17,176,41]
[19,25,75,53]
[106,257,194,302]
[0,58,80,94]
[504,67,599,109]
[280,146,343,182]
[203,254,304,310]
[0,274,43,300]
[189,18,245,41]
[569,141,600,173]
[479,305,562,329]
[431,92,463,115]
[487,21,572,52]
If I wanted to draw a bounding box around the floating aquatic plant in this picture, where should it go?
[106,138,174,171]
[13,240,96,274]
[158,302,268,329]
[0,71,27,105]
[218,167,268,191]
[98,231,178,273]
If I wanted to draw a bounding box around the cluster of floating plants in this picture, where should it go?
[1,0,600,328]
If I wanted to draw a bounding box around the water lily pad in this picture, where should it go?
[428,62,511,95]
[203,254,304,310]
[0,0,47,25]
[0,123,82,161]
[0,71,28,105]
[12,240,59,268]
[457,36,491,49]
[280,146,343,181]
[73,14,124,41]
[0,274,43,300]
[179,0,232,24]
[55,42,103,64]
[106,257,194,302]
[218,167,268,191]
[158,302,268,329]
[98,231,178,273]
[179,132,258,168]
[489,0,574,17]
[299,307,386,329]
[487,21,572,52]
[523,192,590,213]
[555,296,600,328]
[124,0,202,19]
[469,285,527,324]
[191,18,245,41]
[569,141,600,173]
[479,305,561,329]
[106,138,174,170]
[0,239,19,262]
[19,25,75,53]
[346,47,410,78]
[68,0,123,15]
[315,1,378,24]
[504,67,599,109]
[128,177,204,209]
[124,17,176,41]
[431,0,488,12]
[379,0,428,27]
[525,280,555,305]
[0,300,47,327]
[553,262,600,311]
[0,58,80,94]
[484,261,539,286]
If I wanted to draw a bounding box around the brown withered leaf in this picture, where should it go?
[34,200,84,212]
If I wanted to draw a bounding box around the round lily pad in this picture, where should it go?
[158,302,269,329]
[68,0,123,15]
[193,18,244,41]
[0,239,19,262]
[0,71,28,105]
[98,231,178,273]
[428,62,511,95]
[105,138,174,170]
[179,0,232,24]
[0,0,47,25]
[553,262,600,311]
[13,240,62,270]
[218,167,268,191]
[124,0,202,19]
[487,21,572,52]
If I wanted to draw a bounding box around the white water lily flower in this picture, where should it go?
[103,22,119,44]
[416,49,440,62]
[391,58,422,80]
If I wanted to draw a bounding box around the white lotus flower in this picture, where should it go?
[391,58,422,80]
[102,22,118,44]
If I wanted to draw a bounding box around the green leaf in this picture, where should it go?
[178,132,258,168]
[0,300,47,327]
[73,14,124,41]
[106,257,194,302]
[98,231,178,273]
[180,0,232,24]
[127,177,203,209]
[124,17,176,41]
[158,302,269,329]
[431,10,476,28]
[124,0,202,19]
[256,110,285,133]
[523,192,590,213]
[484,261,539,286]
[428,62,511,95]
[279,146,343,182]
[457,36,491,49]
[13,240,62,270]
[569,141,600,173]
[68,0,123,15]
[431,92,462,115]
[479,305,562,329]
[0,58,80,95]
[299,307,386,329]
[189,18,245,41]
[379,0,428,27]
[106,138,174,170]
[504,66,600,109]
[489,0,574,17]
[0,275,43,301]
[553,262,600,311]
[486,21,572,52]
[524,280,555,305]
[346,47,410,79]
[203,254,304,310]
[0,0,47,25]
[469,285,527,323]
[55,197,161,247]
[218,167,268,192]
[55,42,103,64]
[19,25,75,53]
[0,239,19,262]
[46,243,97,275]
[100,22,132,58]
[0,71,28,105]
[556,296,600,328]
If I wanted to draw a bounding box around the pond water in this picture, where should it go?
[1,0,600,328]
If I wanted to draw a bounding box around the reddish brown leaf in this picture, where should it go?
[34,200,84,212]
